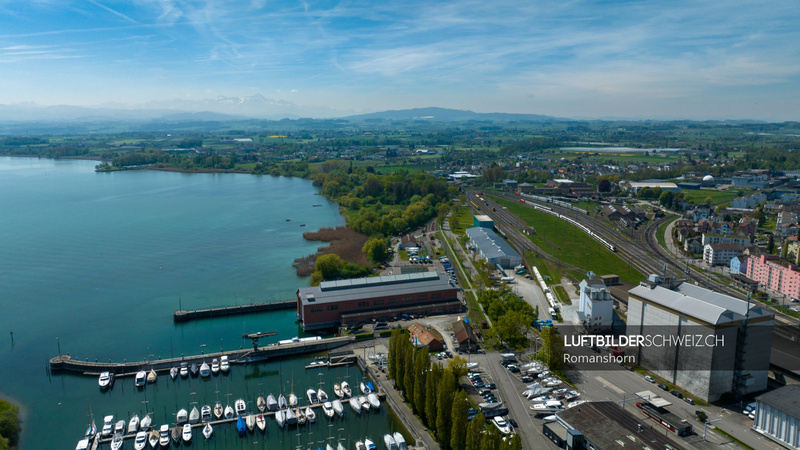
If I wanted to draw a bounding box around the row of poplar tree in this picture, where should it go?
[387,329,522,450]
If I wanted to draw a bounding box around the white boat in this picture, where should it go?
[147,368,157,383]
[285,407,297,425]
[466,362,480,369]
[128,414,140,433]
[211,358,220,374]
[159,425,170,447]
[200,362,211,377]
[235,398,246,415]
[322,401,334,418]
[189,406,200,424]
[220,355,230,372]
[356,441,366,450]
[170,367,178,380]
[307,388,319,404]
[327,444,335,450]
[383,434,398,450]
[288,392,298,407]
[267,394,278,411]
[334,383,344,399]
[492,416,512,435]
[257,395,266,412]
[365,438,377,450]
[224,404,235,419]
[135,371,147,387]
[360,381,370,394]
[318,388,329,403]
[349,397,362,414]
[256,414,266,431]
[368,393,380,409]
[203,422,213,439]
[110,433,123,450]
[393,432,407,450]
[341,381,352,398]
[332,399,344,416]
[275,409,286,427]
[279,394,288,409]
[84,420,97,439]
[180,362,189,377]
[564,390,580,401]
[338,441,347,450]
[214,402,223,420]
[246,413,256,431]
[530,400,564,414]
[98,372,113,389]
[296,407,306,425]
[305,406,316,423]
[115,420,126,435]
[201,405,212,422]
[76,438,90,450]
[148,429,159,448]
[359,395,371,411]
[140,413,151,431]
[182,423,192,442]
[176,408,188,424]
[134,430,148,450]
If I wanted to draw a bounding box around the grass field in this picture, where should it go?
[683,189,750,206]
[496,197,646,284]
[449,205,474,235]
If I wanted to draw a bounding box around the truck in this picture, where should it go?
[548,308,557,320]
[500,353,516,361]
[500,276,515,283]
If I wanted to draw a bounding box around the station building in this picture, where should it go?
[465,227,521,269]
[296,272,461,331]
[627,281,774,402]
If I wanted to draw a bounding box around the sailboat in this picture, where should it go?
[349,397,361,415]
[307,388,318,404]
[127,414,140,433]
[279,394,288,409]
[203,422,213,439]
[214,402,224,420]
[341,381,352,398]
[285,407,297,425]
[148,429,159,448]
[140,413,151,431]
[200,361,211,377]
[257,395,267,413]
[332,399,344,417]
[334,383,344,399]
[305,405,316,423]
[84,402,97,439]
[189,405,200,424]
[365,438,377,450]
[275,409,286,428]
[224,404,235,419]
[110,433,123,450]
[318,388,329,403]
[170,366,178,380]
[368,393,380,409]
[356,440,366,450]
[296,407,307,425]
[383,434,398,450]
[256,413,266,432]
[176,408,188,424]
[236,415,246,436]
[267,393,278,411]
[147,368,157,383]
[289,373,299,407]
[393,433,407,450]
[201,404,212,422]
[246,413,256,431]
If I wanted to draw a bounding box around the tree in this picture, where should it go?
[495,309,534,350]
[659,190,674,208]
[768,234,776,254]
[403,343,416,400]
[414,347,430,421]
[314,253,344,280]
[466,412,485,450]
[436,369,457,447]
[480,424,502,450]
[539,326,566,371]
[388,329,402,381]
[425,363,441,429]
[395,335,407,392]
[450,390,469,450]
[363,236,389,264]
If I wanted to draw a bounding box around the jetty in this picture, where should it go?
[172,300,295,322]
[50,335,354,376]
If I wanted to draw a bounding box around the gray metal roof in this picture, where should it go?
[298,271,453,305]
[756,385,800,419]
[629,283,772,325]
[465,227,520,260]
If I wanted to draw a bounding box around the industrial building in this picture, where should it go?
[465,227,522,269]
[473,214,494,229]
[754,385,800,449]
[296,272,461,331]
[627,281,774,402]
[577,278,613,331]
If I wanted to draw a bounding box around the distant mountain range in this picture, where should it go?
[343,107,562,122]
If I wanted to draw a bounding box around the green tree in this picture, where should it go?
[480,424,502,450]
[495,309,534,350]
[363,236,390,264]
[404,343,416,400]
[450,390,469,450]
[768,234,776,254]
[436,369,457,448]
[425,363,442,429]
[388,329,402,381]
[466,412,485,450]
[315,253,345,280]
[413,347,430,421]
[539,326,566,371]
[395,334,407,392]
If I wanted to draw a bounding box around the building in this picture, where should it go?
[701,233,750,247]
[753,385,800,450]
[747,254,800,302]
[473,215,494,229]
[296,272,461,331]
[408,322,443,351]
[543,401,687,449]
[627,181,680,194]
[627,282,774,401]
[577,278,613,331]
[730,255,749,275]
[465,227,522,269]
[452,319,478,352]
[703,243,744,266]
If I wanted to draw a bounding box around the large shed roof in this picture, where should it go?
[756,385,800,419]
[465,227,520,261]
[298,271,453,306]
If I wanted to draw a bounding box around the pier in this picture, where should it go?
[50,335,354,376]
[172,300,296,322]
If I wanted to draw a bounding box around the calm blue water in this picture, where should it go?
[0,158,399,449]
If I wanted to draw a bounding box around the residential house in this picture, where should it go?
[684,238,704,254]
[730,255,749,275]
[747,254,800,302]
[704,243,745,266]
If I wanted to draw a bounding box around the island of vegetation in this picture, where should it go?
[0,399,20,450]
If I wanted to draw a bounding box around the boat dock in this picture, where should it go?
[50,336,354,376]
[172,300,296,322]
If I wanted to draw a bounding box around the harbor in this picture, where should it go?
[172,300,296,322]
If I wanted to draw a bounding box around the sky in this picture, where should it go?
[0,0,799,121]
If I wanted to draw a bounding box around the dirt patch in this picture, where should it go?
[293,226,369,276]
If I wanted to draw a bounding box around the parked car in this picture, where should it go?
[644,375,655,383]
[473,382,485,388]
[509,419,518,428]
[521,376,534,383]
[476,348,486,354]
[683,397,694,405]
[670,390,683,398]
[657,384,668,391]
[507,365,520,373]
[485,384,496,390]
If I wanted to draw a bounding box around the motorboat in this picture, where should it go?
[349,397,361,415]
[356,441,366,450]
[128,414,140,433]
[564,390,580,401]
[148,429,159,448]
[566,400,587,409]
[466,362,480,369]
[114,420,126,435]
[200,361,211,377]
[76,438,90,450]
[318,388,329,403]
[341,381,352,398]
[365,438,377,450]
[492,417,512,435]
[214,401,223,420]
[257,395,266,412]
[98,371,113,389]
[84,421,97,439]
[285,407,297,425]
[552,387,569,397]
[159,424,170,447]
[182,423,192,443]
[180,361,189,377]
[383,433,398,450]
[288,392,298,407]
[305,406,316,423]
[256,414,266,431]
[359,395,370,411]
[224,404,235,419]
[296,407,307,425]
[266,394,278,411]
[134,430,148,450]
[246,413,256,431]
[203,422,213,439]
[368,393,380,409]
[307,388,318,404]
[236,415,246,436]
[147,368,157,383]
[211,358,220,374]
[170,367,178,380]
[140,413,151,431]
[278,394,288,409]
[235,398,246,415]
[275,409,286,428]
[201,404,212,422]
[332,399,344,417]
[360,381,370,394]
[135,371,147,387]
[190,362,199,377]
[189,406,200,424]
[220,355,230,372]
[393,432,407,450]
[530,400,564,414]
[478,401,503,411]
[334,383,344,399]
[176,408,188,424]
[110,433,123,450]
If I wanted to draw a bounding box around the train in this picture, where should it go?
[532,266,560,313]
[516,193,589,215]
[519,199,616,252]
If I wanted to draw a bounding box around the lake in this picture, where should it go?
[0,157,399,449]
